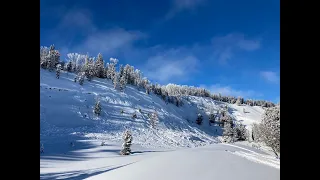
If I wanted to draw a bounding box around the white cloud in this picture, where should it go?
[211,33,261,64]
[75,28,146,56]
[201,84,263,98]
[143,48,199,84]
[260,71,279,84]
[166,0,206,19]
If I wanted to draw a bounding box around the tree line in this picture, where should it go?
[40,45,275,108]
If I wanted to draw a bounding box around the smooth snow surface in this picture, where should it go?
[40,69,279,180]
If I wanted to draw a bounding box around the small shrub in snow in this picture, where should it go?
[101,141,105,146]
[120,109,124,114]
[132,113,137,119]
[196,113,203,125]
[120,130,132,155]
[94,101,102,116]
[70,142,75,147]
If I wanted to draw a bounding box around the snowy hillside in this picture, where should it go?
[40,69,279,180]
[40,68,265,149]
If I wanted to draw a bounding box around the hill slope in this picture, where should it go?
[40,69,280,180]
[40,69,265,148]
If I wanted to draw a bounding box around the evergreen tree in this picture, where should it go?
[260,106,280,156]
[78,72,85,85]
[119,65,127,91]
[150,111,159,128]
[56,64,61,79]
[120,130,133,155]
[209,113,215,124]
[94,53,105,78]
[94,100,102,116]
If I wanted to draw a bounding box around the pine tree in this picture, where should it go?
[78,72,85,85]
[260,106,280,156]
[150,111,159,128]
[209,113,215,124]
[234,124,247,141]
[120,130,133,155]
[94,101,102,116]
[94,53,105,78]
[196,113,203,125]
[119,66,127,91]
[56,64,61,79]
[65,61,72,72]
[46,45,60,71]
[83,57,95,81]
[113,72,119,89]
[223,123,236,143]
[252,123,262,142]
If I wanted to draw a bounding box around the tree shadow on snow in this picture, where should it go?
[40,162,136,180]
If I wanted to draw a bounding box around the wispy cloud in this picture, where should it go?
[165,0,206,19]
[59,8,94,30]
[75,28,146,56]
[201,84,263,98]
[260,71,279,84]
[50,8,146,57]
[211,33,261,64]
[143,48,200,84]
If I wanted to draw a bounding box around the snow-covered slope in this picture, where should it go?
[40,69,279,180]
[40,68,265,148]
[40,139,279,180]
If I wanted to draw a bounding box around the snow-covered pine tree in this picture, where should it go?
[196,113,203,125]
[108,57,118,82]
[209,113,215,124]
[47,45,60,71]
[220,111,233,127]
[260,105,280,157]
[223,123,235,143]
[113,72,119,89]
[83,57,95,81]
[119,66,127,91]
[150,111,159,128]
[78,72,85,85]
[65,61,72,72]
[94,100,102,116]
[120,130,133,155]
[94,53,105,78]
[236,97,242,105]
[252,123,262,142]
[56,64,61,79]
[234,123,247,141]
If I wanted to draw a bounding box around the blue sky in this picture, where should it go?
[40,0,280,103]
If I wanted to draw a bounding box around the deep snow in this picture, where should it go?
[40,69,279,179]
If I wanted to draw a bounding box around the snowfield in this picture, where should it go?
[40,69,279,179]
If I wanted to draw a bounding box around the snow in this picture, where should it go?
[40,69,279,179]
